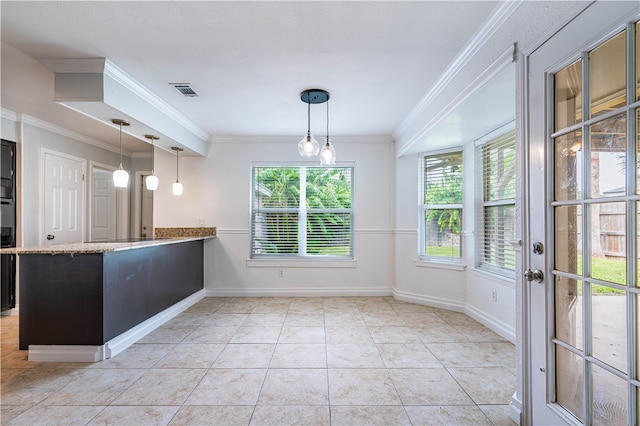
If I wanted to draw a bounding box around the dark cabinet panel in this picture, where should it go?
[1,254,16,311]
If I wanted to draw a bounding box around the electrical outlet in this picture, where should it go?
[492,290,498,303]
[279,269,284,278]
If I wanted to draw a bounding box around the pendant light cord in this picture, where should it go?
[176,149,179,182]
[119,122,123,165]
[307,96,311,136]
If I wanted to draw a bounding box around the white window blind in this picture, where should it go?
[476,130,516,275]
[251,165,353,258]
[420,150,463,261]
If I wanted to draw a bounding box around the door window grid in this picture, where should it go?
[551,22,640,425]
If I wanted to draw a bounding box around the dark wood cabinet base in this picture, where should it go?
[19,240,204,350]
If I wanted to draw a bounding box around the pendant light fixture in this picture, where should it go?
[319,93,336,165]
[298,89,328,157]
[144,134,159,191]
[112,119,130,187]
[171,146,184,196]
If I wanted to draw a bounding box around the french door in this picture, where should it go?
[527,2,640,424]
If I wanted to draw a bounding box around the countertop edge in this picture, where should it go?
[0,236,216,255]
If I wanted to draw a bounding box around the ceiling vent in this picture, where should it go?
[170,83,198,97]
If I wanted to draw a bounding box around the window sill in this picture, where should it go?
[414,260,466,271]
[246,258,358,268]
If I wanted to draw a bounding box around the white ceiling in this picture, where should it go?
[1,1,507,154]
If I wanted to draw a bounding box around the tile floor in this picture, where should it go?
[1,297,517,425]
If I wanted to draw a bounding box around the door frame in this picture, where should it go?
[39,148,87,246]
[133,170,153,239]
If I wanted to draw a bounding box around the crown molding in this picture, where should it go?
[19,114,132,157]
[40,58,107,74]
[393,0,522,143]
[1,108,18,122]
[210,135,394,145]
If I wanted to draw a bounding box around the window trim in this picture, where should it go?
[418,147,464,263]
[250,162,355,260]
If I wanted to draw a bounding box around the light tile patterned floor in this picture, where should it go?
[1,297,517,425]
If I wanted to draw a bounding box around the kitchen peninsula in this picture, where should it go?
[11,229,215,362]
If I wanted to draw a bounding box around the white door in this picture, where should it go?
[90,166,116,241]
[526,3,639,424]
[42,150,85,245]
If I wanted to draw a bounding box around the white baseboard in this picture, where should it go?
[392,289,466,312]
[206,286,393,297]
[465,303,516,343]
[27,289,206,362]
[509,392,522,425]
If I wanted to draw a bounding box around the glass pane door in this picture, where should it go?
[551,23,638,425]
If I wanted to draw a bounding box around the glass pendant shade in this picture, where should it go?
[172,181,183,196]
[171,146,184,196]
[298,132,319,157]
[113,165,129,187]
[145,174,159,191]
[319,139,336,165]
[111,118,130,188]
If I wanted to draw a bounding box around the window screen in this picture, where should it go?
[251,165,353,258]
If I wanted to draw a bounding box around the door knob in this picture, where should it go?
[524,269,544,283]
[46,234,55,240]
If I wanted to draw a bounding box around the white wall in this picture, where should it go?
[154,136,396,296]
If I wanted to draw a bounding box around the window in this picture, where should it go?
[419,150,463,261]
[476,129,516,276]
[251,165,353,258]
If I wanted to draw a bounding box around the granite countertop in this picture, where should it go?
[1,227,217,255]
[0,236,215,255]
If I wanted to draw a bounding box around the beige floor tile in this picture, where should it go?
[212,344,275,368]
[229,326,282,343]
[327,344,385,368]
[398,312,447,327]
[167,312,209,326]
[448,367,516,404]
[87,405,178,425]
[95,343,173,369]
[186,368,267,405]
[389,300,440,313]
[330,405,411,426]
[110,368,206,406]
[454,324,508,342]
[324,313,366,327]
[216,301,259,314]
[242,313,287,326]
[208,313,250,326]
[0,405,31,425]
[0,350,37,370]
[269,344,327,368]
[1,366,83,405]
[413,324,469,343]
[325,326,373,344]
[368,326,421,344]
[363,313,407,326]
[389,368,473,405]
[258,369,329,405]
[251,405,330,425]
[170,405,254,425]
[283,314,325,326]
[278,326,325,343]
[357,302,396,314]
[182,326,238,344]
[376,343,442,368]
[427,342,515,368]
[153,343,224,369]
[8,405,105,425]
[39,368,146,406]
[137,325,197,344]
[478,404,518,425]
[328,369,400,405]
[252,301,291,314]
[404,405,493,425]
[288,300,325,314]
[436,310,481,326]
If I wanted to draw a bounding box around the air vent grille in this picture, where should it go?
[170,83,198,97]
